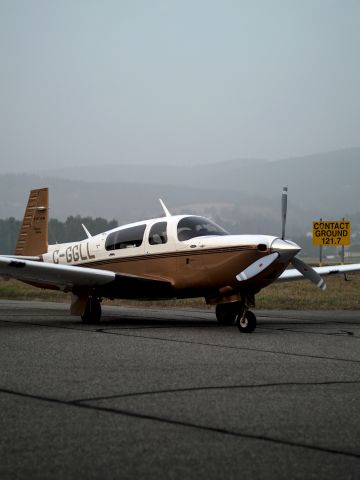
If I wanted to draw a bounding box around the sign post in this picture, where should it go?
[312,219,351,265]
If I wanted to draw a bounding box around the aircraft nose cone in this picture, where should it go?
[271,238,301,261]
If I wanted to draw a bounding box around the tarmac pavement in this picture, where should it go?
[0,300,359,479]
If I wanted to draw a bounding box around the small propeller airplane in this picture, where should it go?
[1,187,360,333]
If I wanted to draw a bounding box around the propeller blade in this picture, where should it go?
[291,256,326,290]
[236,252,279,282]
[281,186,288,240]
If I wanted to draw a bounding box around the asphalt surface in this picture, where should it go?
[0,299,359,480]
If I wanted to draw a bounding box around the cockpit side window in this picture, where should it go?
[177,217,229,242]
[105,224,146,251]
[149,222,168,245]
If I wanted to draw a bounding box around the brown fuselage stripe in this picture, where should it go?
[71,245,261,269]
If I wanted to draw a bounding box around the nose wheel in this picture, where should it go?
[236,309,257,333]
[215,300,257,333]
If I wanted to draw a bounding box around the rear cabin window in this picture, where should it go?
[105,225,146,251]
[177,216,229,241]
[149,222,168,245]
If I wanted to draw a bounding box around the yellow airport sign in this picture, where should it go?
[312,220,351,246]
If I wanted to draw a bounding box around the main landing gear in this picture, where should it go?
[215,301,257,333]
[81,296,102,324]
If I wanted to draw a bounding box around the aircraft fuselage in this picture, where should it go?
[42,215,293,302]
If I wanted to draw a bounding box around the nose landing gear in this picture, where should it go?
[215,296,257,333]
[236,309,257,333]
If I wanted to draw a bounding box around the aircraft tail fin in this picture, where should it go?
[15,188,49,256]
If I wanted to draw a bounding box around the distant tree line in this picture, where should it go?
[1,212,359,259]
[0,216,118,254]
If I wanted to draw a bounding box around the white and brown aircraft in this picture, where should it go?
[1,187,359,332]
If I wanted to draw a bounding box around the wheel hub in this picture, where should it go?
[239,316,248,328]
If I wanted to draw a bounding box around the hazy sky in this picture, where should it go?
[0,0,359,172]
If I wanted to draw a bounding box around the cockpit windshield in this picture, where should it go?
[177,216,229,242]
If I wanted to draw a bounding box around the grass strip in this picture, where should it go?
[1,273,359,310]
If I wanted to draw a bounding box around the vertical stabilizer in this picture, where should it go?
[15,188,49,255]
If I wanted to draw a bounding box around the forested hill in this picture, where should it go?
[0,148,359,242]
[36,146,360,218]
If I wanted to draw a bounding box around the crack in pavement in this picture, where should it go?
[95,328,360,364]
[0,386,359,461]
[72,379,360,403]
[0,316,359,364]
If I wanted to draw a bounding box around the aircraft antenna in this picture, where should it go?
[82,224,93,238]
[159,199,171,217]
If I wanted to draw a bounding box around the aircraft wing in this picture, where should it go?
[278,263,360,282]
[0,256,174,298]
[0,256,116,289]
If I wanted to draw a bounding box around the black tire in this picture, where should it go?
[236,310,256,333]
[216,303,241,325]
[81,297,102,324]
